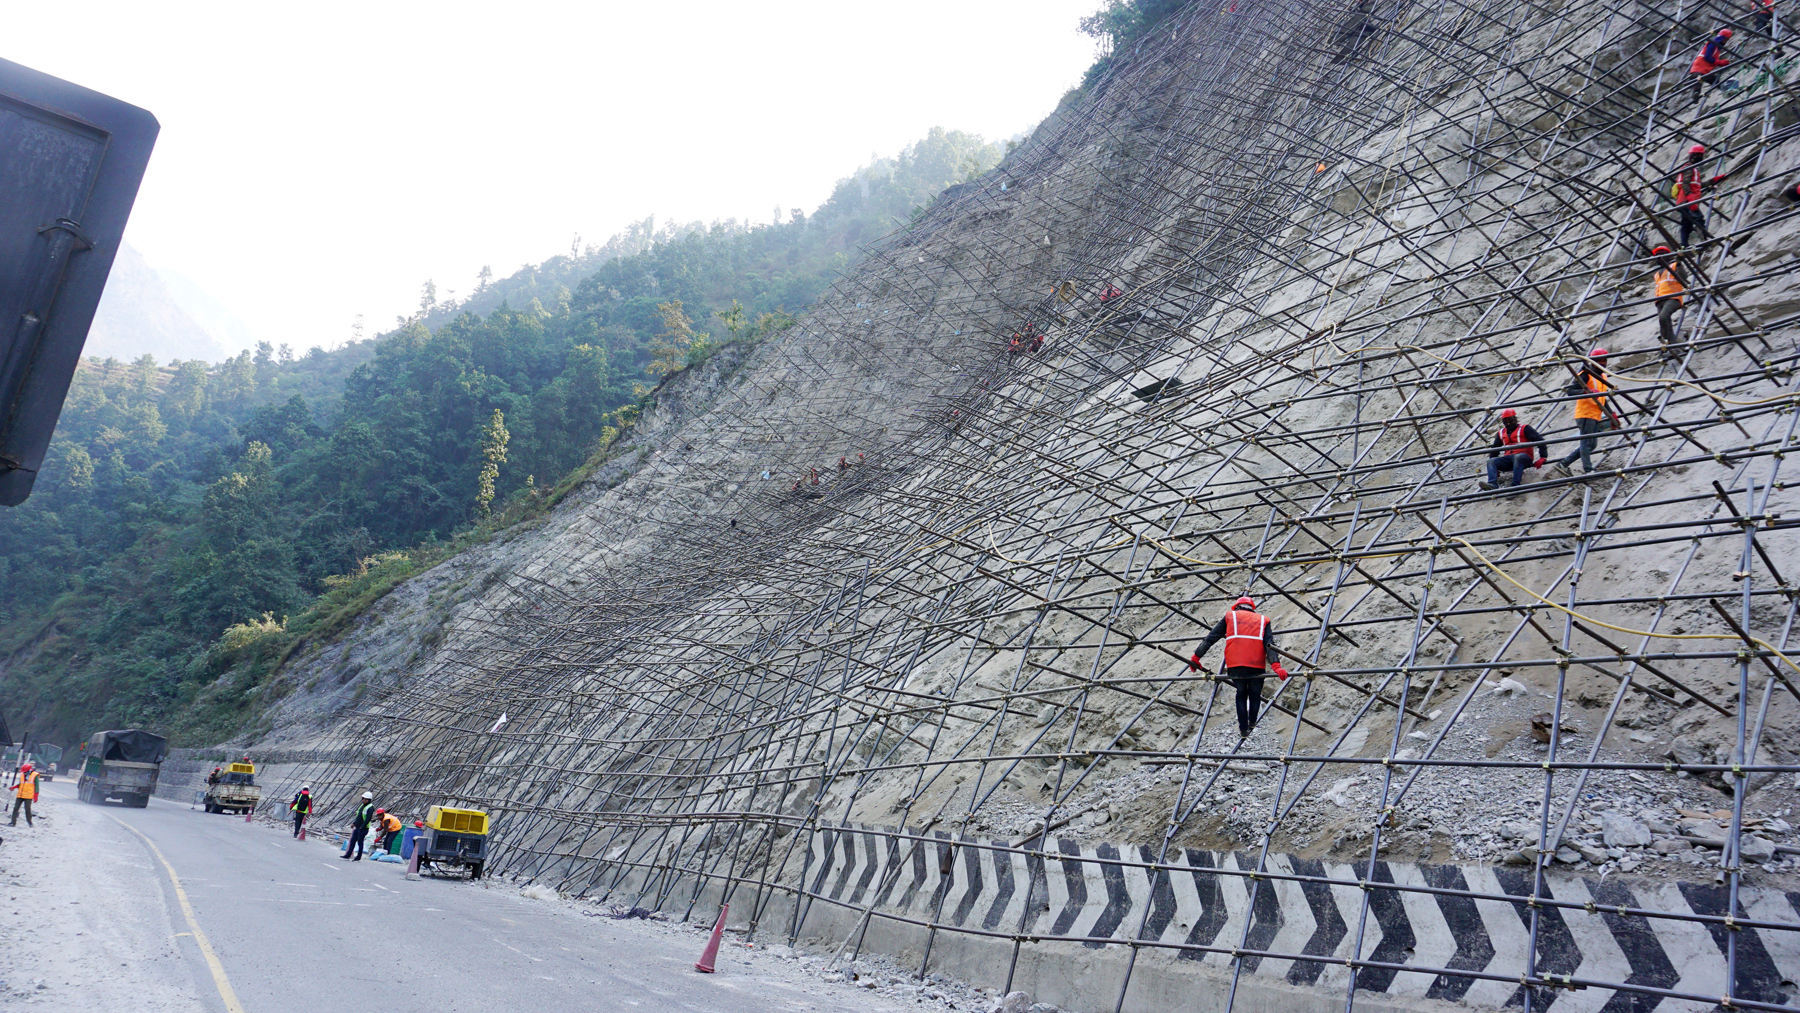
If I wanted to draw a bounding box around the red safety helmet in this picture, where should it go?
[1651,245,1673,256]
[1233,596,1256,610]
[1500,408,1518,418]
[1590,347,1610,360]
[1718,28,1733,37]
[375,808,386,814]
[1689,144,1707,156]
[19,763,31,773]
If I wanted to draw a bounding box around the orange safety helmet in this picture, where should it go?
[1233,596,1256,610]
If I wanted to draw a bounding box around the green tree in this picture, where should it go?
[475,409,509,517]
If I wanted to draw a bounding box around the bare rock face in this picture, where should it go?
[1600,812,1652,848]
[990,992,1033,1013]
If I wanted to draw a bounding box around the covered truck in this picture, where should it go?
[202,761,260,814]
[77,729,166,807]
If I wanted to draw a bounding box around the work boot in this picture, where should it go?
[1553,462,1572,477]
[1477,480,1496,491]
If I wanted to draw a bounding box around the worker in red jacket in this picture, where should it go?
[1479,409,1549,490]
[1689,29,1733,103]
[1188,596,1290,738]
[1670,145,1726,247]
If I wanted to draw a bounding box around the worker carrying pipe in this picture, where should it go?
[1187,596,1289,739]
[1478,408,1549,490]
[1688,29,1733,103]
[1649,246,1686,353]
[1670,145,1726,247]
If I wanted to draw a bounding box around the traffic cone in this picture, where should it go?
[694,903,729,973]
[244,804,253,824]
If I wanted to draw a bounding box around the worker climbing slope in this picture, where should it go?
[1670,145,1727,247]
[1188,596,1290,739]
[1688,28,1734,103]
[1555,348,1621,475]
[1478,408,1549,490]
[1649,245,1686,353]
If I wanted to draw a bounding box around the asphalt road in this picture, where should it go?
[29,779,930,1013]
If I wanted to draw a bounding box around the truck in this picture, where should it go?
[202,761,260,815]
[77,729,166,807]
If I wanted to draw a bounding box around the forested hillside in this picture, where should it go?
[0,127,1005,749]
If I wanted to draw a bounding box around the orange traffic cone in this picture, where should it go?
[694,903,729,973]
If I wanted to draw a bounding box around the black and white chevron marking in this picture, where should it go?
[799,825,1800,1010]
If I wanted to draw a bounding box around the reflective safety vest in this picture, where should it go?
[1575,374,1609,421]
[1498,422,1532,453]
[1654,267,1684,304]
[1222,609,1269,670]
[15,773,36,801]
[1673,167,1706,206]
[380,813,401,833]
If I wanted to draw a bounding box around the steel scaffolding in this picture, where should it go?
[267,0,1799,1008]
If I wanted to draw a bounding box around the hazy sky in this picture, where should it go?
[8,1,1101,354]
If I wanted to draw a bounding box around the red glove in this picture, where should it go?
[1188,652,1207,673]
[1533,458,1545,468]
[1272,662,1291,681]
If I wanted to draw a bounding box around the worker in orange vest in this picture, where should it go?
[1689,29,1733,103]
[1188,596,1290,738]
[1555,349,1619,475]
[373,809,403,852]
[1649,246,1686,352]
[10,762,38,827]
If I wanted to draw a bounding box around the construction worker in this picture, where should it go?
[373,809,403,853]
[10,762,39,827]
[290,786,312,838]
[1028,330,1046,354]
[1689,29,1734,103]
[1099,284,1123,302]
[1751,0,1773,33]
[1555,349,1618,475]
[207,766,222,787]
[1649,246,1686,352]
[1671,145,1727,246]
[344,791,376,860]
[1187,596,1291,738]
[1479,409,1549,489]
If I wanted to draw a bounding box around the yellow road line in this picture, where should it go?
[108,814,247,1013]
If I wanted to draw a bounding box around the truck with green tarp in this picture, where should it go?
[77,729,166,807]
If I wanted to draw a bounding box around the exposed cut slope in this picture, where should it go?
[219,1,1800,1009]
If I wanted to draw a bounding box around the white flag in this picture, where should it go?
[489,713,508,733]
